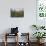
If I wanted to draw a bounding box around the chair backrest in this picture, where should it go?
[11,27,18,34]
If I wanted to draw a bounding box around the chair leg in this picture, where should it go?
[15,34,18,46]
[4,33,7,46]
[4,41,7,46]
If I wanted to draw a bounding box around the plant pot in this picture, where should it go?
[37,39,40,43]
[37,39,45,44]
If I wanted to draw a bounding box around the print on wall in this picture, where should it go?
[11,9,24,17]
[37,0,46,18]
[36,0,46,27]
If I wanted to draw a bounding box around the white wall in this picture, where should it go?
[0,0,36,42]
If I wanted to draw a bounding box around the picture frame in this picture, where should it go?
[36,0,46,26]
[10,9,24,17]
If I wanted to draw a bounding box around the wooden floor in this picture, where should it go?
[0,42,46,46]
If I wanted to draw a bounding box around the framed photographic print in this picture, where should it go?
[10,9,24,17]
[36,0,46,26]
[37,0,46,18]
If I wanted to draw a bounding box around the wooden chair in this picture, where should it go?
[4,33,18,46]
[20,33,30,46]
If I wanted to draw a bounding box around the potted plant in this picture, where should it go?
[33,32,46,43]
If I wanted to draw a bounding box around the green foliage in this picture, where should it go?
[39,3,46,17]
[32,25,39,30]
[39,13,44,17]
[32,25,37,27]
[40,26,45,29]
[33,32,46,39]
[32,25,45,30]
